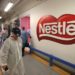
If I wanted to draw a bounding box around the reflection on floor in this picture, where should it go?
[23,54,59,75]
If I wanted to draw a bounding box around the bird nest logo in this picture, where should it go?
[36,14,75,44]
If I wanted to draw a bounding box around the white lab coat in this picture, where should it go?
[0,37,25,75]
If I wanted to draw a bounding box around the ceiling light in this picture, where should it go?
[4,2,13,12]
[0,16,2,19]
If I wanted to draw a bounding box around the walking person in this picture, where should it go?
[0,27,25,75]
[21,27,28,56]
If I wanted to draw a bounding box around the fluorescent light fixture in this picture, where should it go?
[4,2,13,12]
[0,16,2,19]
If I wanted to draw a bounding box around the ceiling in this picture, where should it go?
[0,0,47,22]
[0,0,21,21]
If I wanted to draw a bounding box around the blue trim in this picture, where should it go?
[29,46,75,69]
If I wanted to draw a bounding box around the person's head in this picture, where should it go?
[22,27,25,30]
[11,27,21,40]
[3,27,7,30]
[14,19,20,28]
[0,27,2,32]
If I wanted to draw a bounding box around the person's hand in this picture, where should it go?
[24,47,30,54]
[1,64,8,71]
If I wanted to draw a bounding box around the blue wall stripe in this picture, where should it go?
[29,46,75,69]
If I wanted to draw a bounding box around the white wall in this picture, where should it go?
[19,0,75,64]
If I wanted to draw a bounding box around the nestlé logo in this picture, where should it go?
[37,14,75,44]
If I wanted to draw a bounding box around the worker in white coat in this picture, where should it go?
[0,27,25,75]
